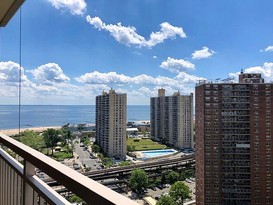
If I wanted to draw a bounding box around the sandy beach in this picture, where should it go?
[0,126,62,136]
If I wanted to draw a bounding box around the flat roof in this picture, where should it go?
[0,0,25,27]
[143,196,157,205]
[126,128,138,132]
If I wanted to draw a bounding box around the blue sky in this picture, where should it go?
[1,0,273,105]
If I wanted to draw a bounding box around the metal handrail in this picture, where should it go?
[0,133,138,205]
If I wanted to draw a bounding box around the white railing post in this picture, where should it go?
[23,161,35,205]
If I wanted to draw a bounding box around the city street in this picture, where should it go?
[74,142,101,170]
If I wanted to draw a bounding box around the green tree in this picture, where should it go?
[97,153,104,160]
[127,145,135,152]
[155,177,162,185]
[20,130,45,151]
[92,144,100,153]
[102,157,113,168]
[184,170,194,178]
[77,124,86,131]
[169,181,191,205]
[166,171,180,184]
[43,129,61,155]
[119,161,132,166]
[129,168,148,193]
[180,172,186,181]
[69,195,87,205]
[81,135,90,146]
[61,126,73,145]
[156,195,176,205]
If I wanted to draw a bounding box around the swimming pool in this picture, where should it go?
[141,149,178,159]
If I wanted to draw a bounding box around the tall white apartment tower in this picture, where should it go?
[150,88,194,150]
[95,89,127,159]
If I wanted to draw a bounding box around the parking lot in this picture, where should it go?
[123,179,196,204]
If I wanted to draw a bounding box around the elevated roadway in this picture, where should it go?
[45,154,194,187]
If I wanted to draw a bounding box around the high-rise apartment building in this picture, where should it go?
[95,89,127,159]
[150,88,193,150]
[195,72,273,205]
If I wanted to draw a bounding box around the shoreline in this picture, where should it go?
[0,119,150,136]
[0,126,62,136]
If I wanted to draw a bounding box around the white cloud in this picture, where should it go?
[261,45,273,52]
[145,22,186,47]
[153,56,157,59]
[0,61,206,105]
[47,0,87,15]
[86,16,186,48]
[229,62,273,82]
[176,72,206,84]
[28,63,70,85]
[74,70,205,96]
[75,71,179,87]
[192,46,216,59]
[75,71,130,84]
[160,57,195,73]
[0,61,28,83]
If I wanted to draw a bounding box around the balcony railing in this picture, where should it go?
[0,133,137,205]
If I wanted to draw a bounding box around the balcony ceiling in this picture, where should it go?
[0,0,25,27]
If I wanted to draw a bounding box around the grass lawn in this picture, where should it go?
[53,151,73,161]
[127,138,166,151]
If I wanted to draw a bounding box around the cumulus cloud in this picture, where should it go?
[153,56,157,59]
[1,61,206,105]
[260,45,273,52]
[86,16,186,48]
[192,46,216,59]
[74,70,205,93]
[75,71,130,84]
[75,70,205,105]
[160,57,195,73]
[28,63,70,85]
[75,71,180,87]
[175,72,206,84]
[47,0,87,15]
[229,62,273,82]
[0,61,28,83]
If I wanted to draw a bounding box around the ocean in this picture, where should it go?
[0,105,150,130]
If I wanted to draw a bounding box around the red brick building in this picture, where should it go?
[195,72,273,205]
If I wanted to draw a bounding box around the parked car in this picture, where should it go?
[140,188,148,193]
[157,184,163,190]
[73,163,80,170]
[155,196,160,200]
[150,187,157,191]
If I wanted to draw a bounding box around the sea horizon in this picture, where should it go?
[0,105,150,130]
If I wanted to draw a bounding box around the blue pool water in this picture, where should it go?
[141,149,177,158]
